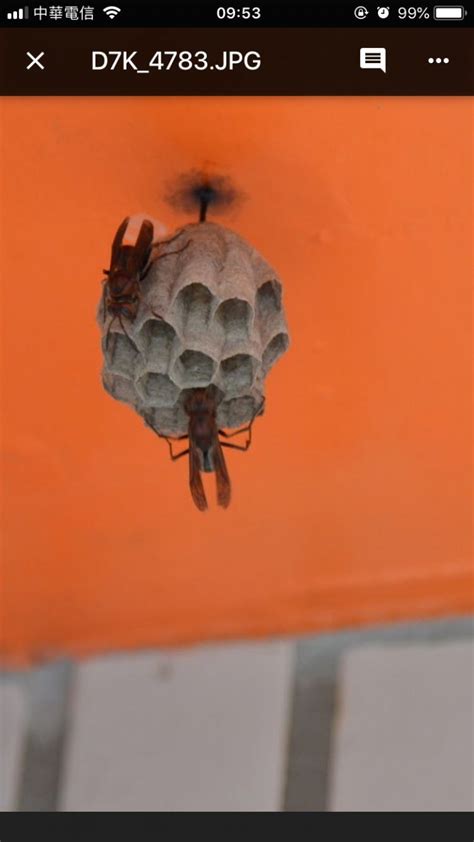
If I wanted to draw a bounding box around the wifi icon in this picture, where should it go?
[103,5,121,18]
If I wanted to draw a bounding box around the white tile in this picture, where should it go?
[330,640,474,812]
[61,641,294,811]
[0,682,27,811]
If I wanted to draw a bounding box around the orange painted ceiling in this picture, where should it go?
[1,96,472,663]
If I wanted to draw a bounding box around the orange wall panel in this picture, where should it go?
[1,97,472,663]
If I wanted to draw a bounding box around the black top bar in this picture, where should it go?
[0,27,472,94]
[0,2,471,28]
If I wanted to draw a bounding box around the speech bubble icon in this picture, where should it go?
[360,47,387,72]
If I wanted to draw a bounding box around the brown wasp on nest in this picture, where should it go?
[98,172,289,510]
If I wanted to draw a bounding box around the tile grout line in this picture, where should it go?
[16,659,74,812]
[283,614,474,811]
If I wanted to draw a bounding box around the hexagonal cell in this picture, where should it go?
[173,350,216,387]
[141,405,188,439]
[219,354,257,393]
[263,332,289,373]
[256,280,282,322]
[135,372,180,407]
[218,395,259,429]
[103,331,140,378]
[174,283,214,337]
[214,298,251,343]
[138,319,177,369]
[102,371,137,405]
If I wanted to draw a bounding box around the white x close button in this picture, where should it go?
[26,52,45,70]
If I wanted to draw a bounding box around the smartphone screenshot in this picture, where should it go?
[0,0,472,821]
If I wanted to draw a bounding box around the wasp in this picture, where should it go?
[145,386,264,511]
[101,216,188,350]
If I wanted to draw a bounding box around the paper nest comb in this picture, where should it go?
[99,221,289,436]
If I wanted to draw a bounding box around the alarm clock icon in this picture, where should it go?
[377,6,390,17]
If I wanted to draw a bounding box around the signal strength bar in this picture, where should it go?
[7,6,29,18]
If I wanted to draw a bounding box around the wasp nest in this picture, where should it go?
[100,221,289,436]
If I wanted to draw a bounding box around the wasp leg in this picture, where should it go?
[151,230,185,249]
[143,419,189,460]
[146,425,188,443]
[158,239,191,259]
[218,398,265,445]
[168,446,190,462]
[220,440,251,452]
[140,240,191,283]
[104,315,117,354]
[159,432,189,462]
[218,425,252,440]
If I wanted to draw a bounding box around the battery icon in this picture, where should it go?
[433,5,465,19]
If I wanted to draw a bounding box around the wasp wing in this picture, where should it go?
[189,443,208,512]
[213,441,231,509]
[109,217,130,269]
[127,219,154,277]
